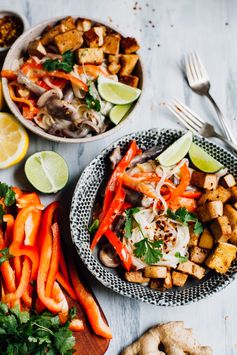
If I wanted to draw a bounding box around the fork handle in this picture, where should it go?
[206,92,237,144]
[213,131,237,154]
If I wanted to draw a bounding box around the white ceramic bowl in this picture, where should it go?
[2,16,144,143]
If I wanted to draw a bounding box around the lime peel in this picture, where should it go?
[109,103,132,125]
[189,142,224,173]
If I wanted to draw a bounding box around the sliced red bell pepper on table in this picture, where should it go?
[45,222,60,297]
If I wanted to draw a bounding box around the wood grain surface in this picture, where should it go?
[1,1,237,354]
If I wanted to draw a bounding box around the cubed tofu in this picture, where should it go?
[28,39,46,58]
[199,228,214,249]
[108,62,121,74]
[210,216,232,242]
[177,260,206,280]
[125,271,150,283]
[197,201,223,223]
[233,202,237,210]
[188,225,199,247]
[60,16,76,32]
[205,242,237,273]
[191,171,218,190]
[41,24,61,45]
[172,271,189,287]
[223,204,237,245]
[149,279,163,290]
[229,186,237,203]
[84,28,100,48]
[220,174,236,188]
[120,75,139,88]
[103,34,121,55]
[54,29,84,54]
[121,36,140,53]
[163,269,173,289]
[190,246,209,264]
[94,27,105,46]
[77,48,104,64]
[198,186,231,206]
[120,54,139,75]
[144,266,167,279]
[76,18,92,32]
[108,54,120,63]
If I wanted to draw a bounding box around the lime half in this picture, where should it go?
[189,142,224,173]
[25,151,69,193]
[98,76,141,104]
[109,103,132,125]
[157,131,193,166]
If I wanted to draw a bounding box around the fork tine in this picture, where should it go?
[173,98,204,126]
[166,102,198,133]
[186,52,198,82]
[185,55,194,84]
[193,52,209,80]
[190,52,202,80]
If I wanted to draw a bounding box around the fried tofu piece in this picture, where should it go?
[144,266,167,279]
[177,260,206,280]
[172,271,188,287]
[108,62,121,74]
[125,271,150,283]
[223,204,237,245]
[76,18,92,32]
[220,174,236,188]
[210,216,231,242]
[84,27,104,47]
[197,201,223,223]
[188,225,199,247]
[229,186,237,203]
[60,16,75,32]
[103,34,121,55]
[120,75,139,88]
[163,269,173,289]
[190,246,209,264]
[41,24,61,45]
[77,48,104,64]
[121,36,140,53]
[108,54,120,63]
[54,29,84,54]
[120,54,139,75]
[28,39,46,58]
[233,202,237,210]
[199,228,214,249]
[94,27,105,46]
[198,186,231,206]
[191,171,218,190]
[149,279,163,290]
[205,242,237,274]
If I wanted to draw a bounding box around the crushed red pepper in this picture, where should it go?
[0,15,23,48]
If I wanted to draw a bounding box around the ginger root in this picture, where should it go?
[122,321,212,355]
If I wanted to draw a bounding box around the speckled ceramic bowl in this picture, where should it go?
[2,16,143,143]
[70,128,237,306]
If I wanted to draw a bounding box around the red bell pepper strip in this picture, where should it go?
[3,214,14,247]
[56,271,77,300]
[91,185,126,250]
[69,258,112,339]
[45,223,60,297]
[9,245,39,280]
[168,163,191,209]
[22,285,33,308]
[69,318,84,332]
[177,197,197,213]
[1,70,17,80]
[77,64,108,78]
[100,140,139,221]
[180,191,202,199]
[121,173,159,200]
[104,229,132,271]
[52,281,68,324]
[59,249,70,282]
[0,234,16,294]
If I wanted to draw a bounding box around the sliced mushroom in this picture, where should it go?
[109,146,122,169]
[46,98,79,121]
[37,88,63,108]
[17,70,46,96]
[129,146,163,168]
[99,244,120,268]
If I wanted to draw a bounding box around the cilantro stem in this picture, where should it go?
[32,322,54,336]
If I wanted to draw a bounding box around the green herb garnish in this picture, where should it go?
[124,207,140,238]
[0,248,14,266]
[167,207,203,236]
[85,82,101,112]
[0,182,16,206]
[134,238,163,265]
[175,251,188,263]
[43,50,75,73]
[0,302,76,354]
[89,219,99,236]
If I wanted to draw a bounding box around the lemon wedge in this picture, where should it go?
[0,113,29,169]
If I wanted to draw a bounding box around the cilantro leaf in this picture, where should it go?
[85,82,101,112]
[175,252,188,263]
[0,248,14,266]
[167,207,203,236]
[194,221,204,236]
[54,327,75,353]
[43,50,75,73]
[0,182,16,208]
[124,207,140,238]
[89,219,99,236]
[134,238,163,265]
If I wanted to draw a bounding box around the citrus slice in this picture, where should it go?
[98,76,141,104]
[109,103,132,125]
[25,151,69,193]
[189,142,224,173]
[0,113,29,169]
[156,131,193,166]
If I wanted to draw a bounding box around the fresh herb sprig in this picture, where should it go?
[134,238,163,265]
[0,248,14,266]
[89,219,99,236]
[124,207,140,238]
[0,182,15,206]
[85,82,101,112]
[0,302,76,354]
[43,50,75,73]
[167,207,203,236]
[175,251,188,263]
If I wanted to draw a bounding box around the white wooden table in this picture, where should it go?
[2,0,237,354]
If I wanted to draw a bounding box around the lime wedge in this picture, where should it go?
[109,103,132,125]
[189,142,224,173]
[25,151,69,193]
[98,76,141,104]
[156,131,193,166]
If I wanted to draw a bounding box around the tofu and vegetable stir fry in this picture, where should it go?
[90,136,237,291]
[2,17,141,138]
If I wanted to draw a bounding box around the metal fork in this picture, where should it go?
[166,99,237,153]
[185,52,236,143]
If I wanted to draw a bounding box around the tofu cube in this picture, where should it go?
[144,266,167,279]
[199,228,214,249]
[197,201,223,223]
[205,242,237,273]
[60,16,76,32]
[233,202,237,210]
[77,48,104,64]
[120,54,139,75]
[108,62,121,74]
[108,54,120,63]
[230,228,237,245]
[84,27,104,48]
[163,269,173,289]
[188,225,199,247]
[41,24,61,45]
[229,186,237,203]
[120,75,139,88]
[190,246,209,264]
[224,204,237,245]
[198,186,231,206]
[94,27,105,46]
[220,174,236,188]
[76,18,92,32]
[103,34,121,55]
[121,36,140,53]
[149,279,163,290]
[54,29,84,54]
[191,171,218,190]
[125,271,150,283]
[210,216,232,242]
[177,260,206,280]
[28,39,46,58]
[172,271,188,287]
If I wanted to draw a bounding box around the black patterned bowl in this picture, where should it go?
[70,128,237,306]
